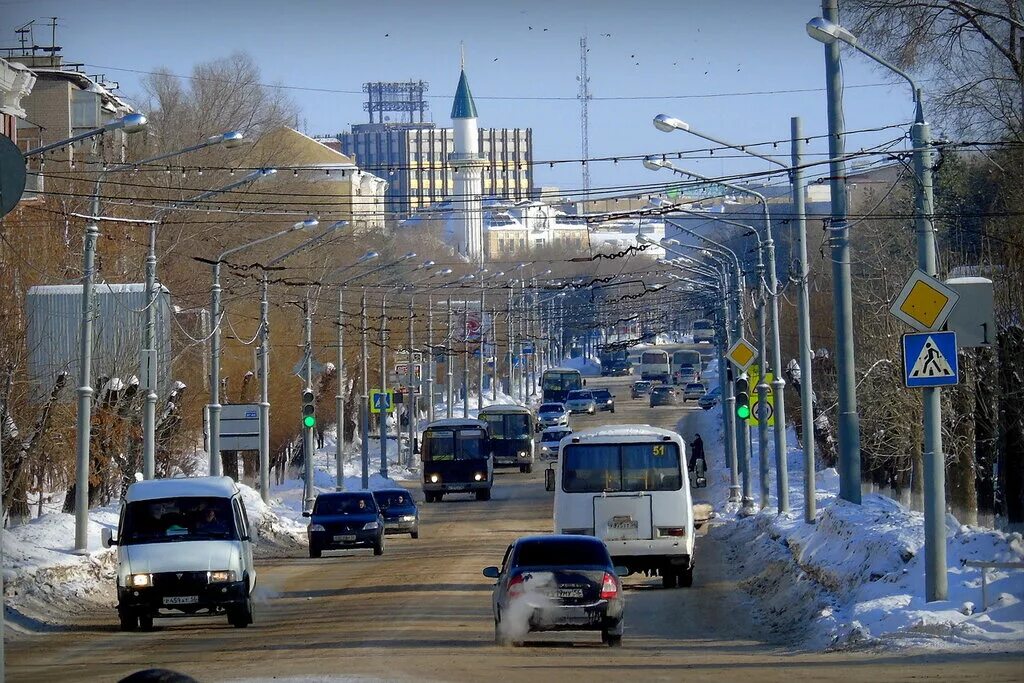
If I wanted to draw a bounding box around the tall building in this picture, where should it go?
[328,80,533,219]
[449,69,485,263]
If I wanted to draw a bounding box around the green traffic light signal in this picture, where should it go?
[303,415,316,429]
[736,404,751,420]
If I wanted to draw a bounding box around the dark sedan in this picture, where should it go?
[373,488,420,539]
[650,385,679,407]
[484,535,625,647]
[304,491,385,558]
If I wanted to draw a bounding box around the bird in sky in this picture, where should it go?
[493,57,499,62]
[384,33,389,37]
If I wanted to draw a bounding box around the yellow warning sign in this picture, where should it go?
[726,338,757,372]
[890,270,960,332]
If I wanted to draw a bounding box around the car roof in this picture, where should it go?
[317,490,375,499]
[478,404,531,415]
[542,426,571,436]
[372,487,412,495]
[513,534,607,547]
[125,476,238,502]
[652,385,673,391]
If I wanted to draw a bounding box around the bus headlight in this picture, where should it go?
[474,473,483,481]
[518,450,528,458]
[129,573,152,588]
[430,474,439,483]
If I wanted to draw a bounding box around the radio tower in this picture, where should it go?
[577,36,592,198]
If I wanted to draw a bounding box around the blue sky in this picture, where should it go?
[2,0,921,195]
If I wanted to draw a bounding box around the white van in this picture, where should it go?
[102,476,257,630]
[547,425,695,588]
[639,350,671,382]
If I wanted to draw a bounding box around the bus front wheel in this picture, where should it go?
[476,488,492,501]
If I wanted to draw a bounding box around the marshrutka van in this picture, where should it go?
[102,476,257,630]
[477,404,536,473]
[549,425,695,587]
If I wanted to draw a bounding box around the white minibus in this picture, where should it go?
[547,425,695,588]
[639,350,670,382]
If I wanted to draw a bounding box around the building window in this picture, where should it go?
[71,90,101,129]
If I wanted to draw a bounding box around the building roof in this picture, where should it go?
[125,476,239,502]
[450,69,478,120]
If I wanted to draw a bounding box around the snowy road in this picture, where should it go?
[6,374,1023,682]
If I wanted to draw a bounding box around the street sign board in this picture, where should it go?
[745,365,775,427]
[370,389,395,414]
[219,403,260,451]
[523,345,535,355]
[392,362,422,386]
[725,338,757,372]
[902,331,959,388]
[944,277,995,347]
[890,269,960,332]
[292,354,326,379]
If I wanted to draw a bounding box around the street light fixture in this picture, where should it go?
[25,113,148,157]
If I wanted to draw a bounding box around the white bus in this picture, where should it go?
[639,349,671,382]
[692,319,715,344]
[548,425,695,588]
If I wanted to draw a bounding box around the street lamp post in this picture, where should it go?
[808,7,947,601]
[209,218,316,476]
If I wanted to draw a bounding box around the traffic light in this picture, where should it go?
[301,389,316,429]
[735,376,750,420]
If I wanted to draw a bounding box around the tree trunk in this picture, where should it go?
[974,346,999,524]
[948,350,978,525]
[241,451,257,486]
[911,414,924,512]
[222,450,239,482]
[998,327,1024,525]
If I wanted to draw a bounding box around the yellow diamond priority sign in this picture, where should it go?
[726,338,757,372]
[890,269,960,332]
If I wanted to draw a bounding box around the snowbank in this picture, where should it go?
[560,355,602,377]
[691,399,1024,650]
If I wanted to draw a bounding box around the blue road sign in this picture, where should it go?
[370,390,394,413]
[523,345,535,355]
[902,331,959,388]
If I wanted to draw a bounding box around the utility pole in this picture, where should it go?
[335,288,345,491]
[427,295,435,423]
[360,289,370,489]
[478,284,486,411]
[462,301,470,418]
[302,295,315,511]
[490,304,498,401]
[506,287,515,400]
[446,294,454,418]
[407,293,416,468]
[821,0,861,504]
[258,273,272,503]
[73,223,98,553]
[380,294,388,478]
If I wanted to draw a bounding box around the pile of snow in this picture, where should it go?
[691,400,1024,650]
[559,355,601,377]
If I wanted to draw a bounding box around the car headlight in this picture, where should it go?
[309,523,326,532]
[208,570,236,583]
[129,573,152,588]
[363,521,379,530]
[541,445,551,453]
[429,474,439,483]
[518,450,528,458]
[474,473,483,481]
[401,515,417,522]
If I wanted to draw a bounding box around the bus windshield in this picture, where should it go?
[422,428,487,461]
[641,352,667,364]
[542,371,582,393]
[562,442,682,493]
[481,413,531,440]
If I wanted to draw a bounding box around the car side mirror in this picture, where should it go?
[101,527,116,547]
[544,467,556,492]
[302,511,311,518]
[614,565,630,577]
[482,566,501,579]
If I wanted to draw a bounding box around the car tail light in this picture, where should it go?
[658,527,687,537]
[508,574,526,599]
[599,572,618,600]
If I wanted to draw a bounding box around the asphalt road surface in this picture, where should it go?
[6,372,1022,682]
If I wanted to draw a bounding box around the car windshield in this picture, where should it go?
[562,442,683,493]
[513,540,610,568]
[374,491,412,508]
[686,384,704,391]
[566,390,591,400]
[120,496,239,544]
[481,413,532,440]
[543,430,572,443]
[594,390,610,399]
[539,403,563,413]
[423,428,487,461]
[315,494,377,515]
[634,382,651,390]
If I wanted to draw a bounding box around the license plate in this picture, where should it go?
[163,595,198,605]
[333,534,357,542]
[549,588,584,599]
[449,485,468,492]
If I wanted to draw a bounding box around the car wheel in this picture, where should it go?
[602,629,623,647]
[519,465,528,473]
[495,622,514,647]
[411,529,419,539]
[373,537,385,556]
[229,594,254,628]
[679,565,694,588]
[662,569,678,589]
[309,545,322,558]
[476,488,491,501]
[611,406,615,413]
[118,609,138,632]
[524,463,533,474]
[138,614,154,631]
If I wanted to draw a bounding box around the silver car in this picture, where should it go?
[564,390,597,415]
[682,382,706,402]
[538,427,572,459]
[537,402,570,428]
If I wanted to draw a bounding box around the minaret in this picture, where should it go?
[449,58,486,264]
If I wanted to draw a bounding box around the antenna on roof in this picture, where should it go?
[460,41,465,70]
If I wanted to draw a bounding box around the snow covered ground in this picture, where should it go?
[687,392,1024,651]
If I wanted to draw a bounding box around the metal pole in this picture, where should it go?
[447,294,454,418]
[822,0,861,504]
[506,288,514,398]
[764,215,790,515]
[73,223,99,552]
[792,116,816,523]
[478,285,486,411]
[141,224,158,480]
[208,262,223,477]
[302,295,315,511]
[913,110,947,601]
[490,304,498,401]
[462,300,470,418]
[428,295,435,423]
[336,287,345,490]
[408,294,415,468]
[755,271,770,509]
[259,273,271,503]
[360,289,369,489]
[380,293,388,478]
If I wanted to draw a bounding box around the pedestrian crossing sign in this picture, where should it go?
[902,331,959,388]
[370,390,395,414]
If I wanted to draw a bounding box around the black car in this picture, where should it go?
[304,491,385,558]
[592,388,615,413]
[373,488,420,539]
[650,385,679,407]
[484,535,625,647]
